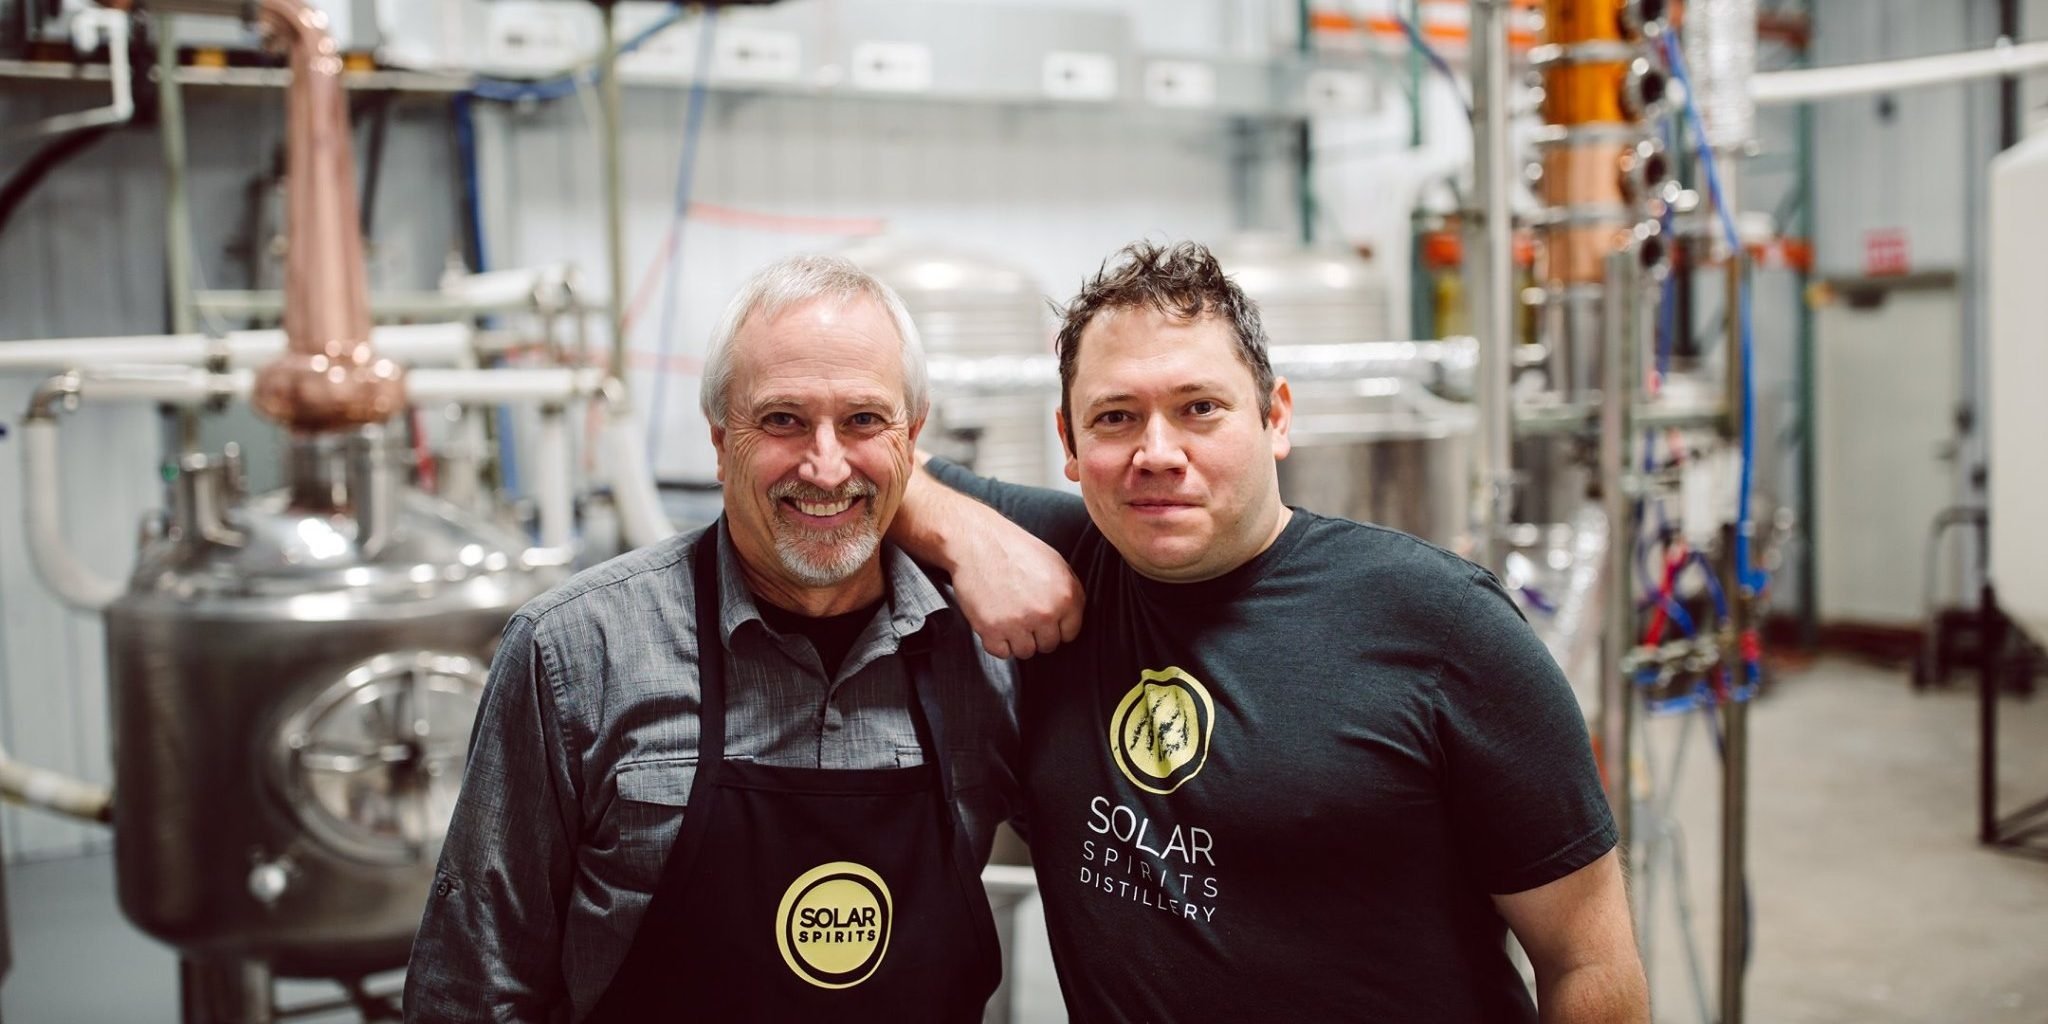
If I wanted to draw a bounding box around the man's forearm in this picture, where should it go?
[890,457,990,574]
[889,457,1083,659]
[1536,960,1650,1024]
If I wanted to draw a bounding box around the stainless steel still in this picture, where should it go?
[844,237,1058,486]
[1214,232,1390,346]
[1216,234,1472,546]
[106,427,556,975]
[1277,381,1474,549]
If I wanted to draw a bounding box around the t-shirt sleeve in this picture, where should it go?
[924,455,1093,557]
[1431,568,1618,895]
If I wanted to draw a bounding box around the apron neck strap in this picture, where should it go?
[691,525,728,764]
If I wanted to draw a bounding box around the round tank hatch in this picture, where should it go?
[273,651,487,865]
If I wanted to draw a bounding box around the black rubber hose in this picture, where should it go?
[0,123,115,240]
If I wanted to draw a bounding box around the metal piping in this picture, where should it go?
[602,4,628,382]
[157,14,196,338]
[1597,247,1637,853]
[1753,39,2048,106]
[1471,0,1516,569]
[1718,246,1750,1024]
[147,0,405,431]
[0,322,475,373]
[923,340,1480,397]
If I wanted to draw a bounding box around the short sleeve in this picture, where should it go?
[924,455,1093,557]
[1432,569,1618,895]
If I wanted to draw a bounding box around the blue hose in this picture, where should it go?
[1661,32,1764,602]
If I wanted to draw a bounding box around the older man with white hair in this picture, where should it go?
[406,254,1037,1023]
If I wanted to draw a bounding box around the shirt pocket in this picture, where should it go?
[611,757,697,885]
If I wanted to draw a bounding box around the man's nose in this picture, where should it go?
[1130,417,1188,473]
[798,423,853,490]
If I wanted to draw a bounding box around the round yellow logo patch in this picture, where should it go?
[775,861,893,989]
[1109,667,1215,795]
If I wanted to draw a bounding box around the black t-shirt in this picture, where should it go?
[927,458,1617,1023]
[755,598,886,680]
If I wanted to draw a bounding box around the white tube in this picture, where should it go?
[535,405,574,550]
[603,394,675,549]
[23,419,126,611]
[0,322,475,373]
[0,739,112,825]
[1753,40,2048,106]
[406,367,610,404]
[15,9,133,141]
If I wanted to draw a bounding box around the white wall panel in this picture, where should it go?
[1811,0,1982,277]
[1815,289,1963,626]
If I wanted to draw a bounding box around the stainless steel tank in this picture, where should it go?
[1280,381,1475,549]
[106,427,557,976]
[1216,234,1473,547]
[844,238,1058,486]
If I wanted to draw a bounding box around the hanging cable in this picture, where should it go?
[1394,12,1473,120]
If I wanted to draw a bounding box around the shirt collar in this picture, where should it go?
[712,520,953,647]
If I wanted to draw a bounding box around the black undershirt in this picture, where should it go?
[755,599,884,679]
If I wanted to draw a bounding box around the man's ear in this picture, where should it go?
[1268,378,1293,462]
[1056,410,1080,482]
[709,423,728,483]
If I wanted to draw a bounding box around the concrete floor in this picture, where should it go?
[1,655,2043,1022]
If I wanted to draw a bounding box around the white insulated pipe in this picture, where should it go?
[602,387,677,549]
[534,405,574,551]
[1753,40,2048,106]
[0,738,112,825]
[0,322,475,373]
[22,418,127,611]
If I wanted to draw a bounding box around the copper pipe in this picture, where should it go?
[146,0,405,432]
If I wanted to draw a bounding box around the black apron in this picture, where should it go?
[583,524,1001,1023]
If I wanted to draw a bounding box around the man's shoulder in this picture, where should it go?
[1289,509,1485,590]
[516,526,707,632]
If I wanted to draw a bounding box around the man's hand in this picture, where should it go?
[950,522,1084,659]
[891,460,1084,659]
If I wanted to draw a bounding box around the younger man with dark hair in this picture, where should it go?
[897,241,1647,1022]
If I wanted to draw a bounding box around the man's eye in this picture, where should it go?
[1188,400,1220,416]
[1092,411,1132,427]
[762,412,800,430]
[848,412,886,429]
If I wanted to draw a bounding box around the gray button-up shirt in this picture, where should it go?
[405,524,1021,1023]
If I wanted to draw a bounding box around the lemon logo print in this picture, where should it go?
[775,862,892,989]
[1109,667,1215,794]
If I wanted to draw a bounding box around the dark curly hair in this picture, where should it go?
[1053,241,1274,456]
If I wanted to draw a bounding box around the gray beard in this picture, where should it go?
[770,510,882,587]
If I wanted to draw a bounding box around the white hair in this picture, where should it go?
[699,253,928,425]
